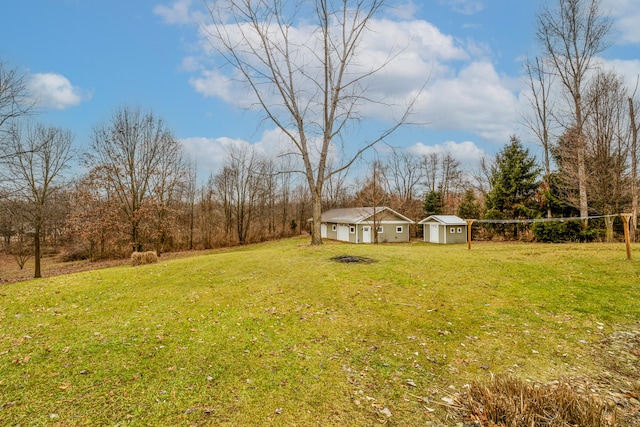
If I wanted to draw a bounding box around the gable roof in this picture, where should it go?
[418,215,467,226]
[319,207,414,224]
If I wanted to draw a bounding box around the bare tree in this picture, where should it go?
[85,106,184,253]
[323,159,352,209]
[536,0,612,221]
[184,163,198,250]
[629,93,639,241]
[583,70,630,240]
[4,121,74,278]
[214,144,265,244]
[354,159,388,243]
[0,61,33,143]
[523,56,555,217]
[147,131,189,255]
[384,148,421,208]
[199,174,222,248]
[419,151,465,213]
[420,152,440,193]
[204,0,417,244]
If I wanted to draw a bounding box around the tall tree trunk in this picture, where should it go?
[576,101,589,224]
[34,223,41,278]
[311,190,322,245]
[629,97,638,242]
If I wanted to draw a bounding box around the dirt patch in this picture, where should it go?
[330,255,376,264]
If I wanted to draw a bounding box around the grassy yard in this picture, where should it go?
[1,237,639,426]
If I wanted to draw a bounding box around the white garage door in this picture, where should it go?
[337,225,350,242]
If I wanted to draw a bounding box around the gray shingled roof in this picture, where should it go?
[418,215,467,225]
[319,206,414,224]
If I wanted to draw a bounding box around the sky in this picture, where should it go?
[2,0,640,180]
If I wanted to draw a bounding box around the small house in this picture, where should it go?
[316,206,414,244]
[419,215,468,244]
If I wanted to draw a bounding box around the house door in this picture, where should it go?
[362,226,371,243]
[337,225,350,242]
[430,224,439,243]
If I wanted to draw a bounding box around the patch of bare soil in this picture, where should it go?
[331,255,376,263]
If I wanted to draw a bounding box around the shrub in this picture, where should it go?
[531,220,604,243]
[61,247,91,262]
[130,251,158,266]
[455,375,610,427]
[7,241,32,270]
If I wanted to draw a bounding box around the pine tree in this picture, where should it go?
[424,190,444,216]
[457,189,481,219]
[486,136,540,219]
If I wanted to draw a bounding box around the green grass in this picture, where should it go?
[1,237,639,425]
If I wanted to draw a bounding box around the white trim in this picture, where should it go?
[361,220,410,225]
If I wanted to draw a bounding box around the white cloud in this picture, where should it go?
[603,0,640,44]
[188,70,236,102]
[605,58,640,88]
[408,140,487,169]
[183,7,520,147]
[180,128,301,176]
[438,0,485,15]
[27,73,89,110]
[387,1,419,20]
[413,61,520,143]
[153,0,204,25]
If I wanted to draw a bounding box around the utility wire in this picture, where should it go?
[470,214,619,224]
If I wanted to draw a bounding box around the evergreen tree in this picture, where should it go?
[486,136,541,219]
[423,190,444,216]
[457,189,481,219]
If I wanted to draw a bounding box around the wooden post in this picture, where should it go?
[621,214,632,260]
[466,219,475,250]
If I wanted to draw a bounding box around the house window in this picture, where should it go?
[396,226,403,233]
[450,227,455,233]
[332,224,336,232]
[349,226,355,234]
[377,226,384,233]
[457,227,462,233]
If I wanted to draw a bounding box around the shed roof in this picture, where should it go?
[418,215,467,226]
[317,206,414,224]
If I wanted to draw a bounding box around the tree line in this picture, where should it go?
[2,0,640,279]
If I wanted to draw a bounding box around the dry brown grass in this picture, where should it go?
[130,250,159,266]
[455,375,615,427]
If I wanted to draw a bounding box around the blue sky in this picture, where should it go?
[2,0,640,178]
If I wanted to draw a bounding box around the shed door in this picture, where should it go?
[430,224,439,243]
[337,225,350,242]
[362,226,371,243]
[321,224,327,238]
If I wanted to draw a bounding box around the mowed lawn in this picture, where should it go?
[1,237,639,426]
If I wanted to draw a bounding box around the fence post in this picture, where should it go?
[466,219,475,250]
[621,214,632,260]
